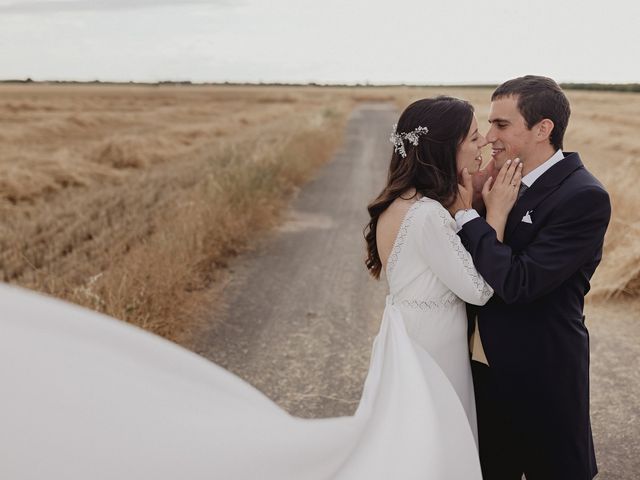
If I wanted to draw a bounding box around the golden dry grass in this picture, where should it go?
[1,84,637,343]
[0,84,357,340]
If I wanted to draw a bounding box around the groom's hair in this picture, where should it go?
[492,75,570,150]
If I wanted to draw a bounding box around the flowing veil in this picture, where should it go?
[0,283,482,479]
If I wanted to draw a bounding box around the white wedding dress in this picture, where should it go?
[0,197,492,480]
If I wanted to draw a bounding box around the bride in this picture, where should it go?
[0,97,521,479]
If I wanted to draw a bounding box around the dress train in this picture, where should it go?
[0,284,482,479]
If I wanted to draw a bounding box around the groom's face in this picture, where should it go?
[486,95,536,169]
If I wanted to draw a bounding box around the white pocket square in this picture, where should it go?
[521,210,533,224]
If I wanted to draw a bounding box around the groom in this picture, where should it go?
[456,76,611,479]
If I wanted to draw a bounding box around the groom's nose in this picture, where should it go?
[485,125,497,143]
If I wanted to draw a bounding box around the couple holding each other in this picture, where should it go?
[0,75,610,480]
[368,74,610,479]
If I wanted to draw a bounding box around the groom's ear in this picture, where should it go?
[535,118,555,144]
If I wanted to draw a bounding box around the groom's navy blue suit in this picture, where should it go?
[459,152,610,480]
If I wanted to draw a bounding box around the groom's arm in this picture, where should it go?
[458,188,611,305]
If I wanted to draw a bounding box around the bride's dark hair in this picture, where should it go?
[364,96,474,279]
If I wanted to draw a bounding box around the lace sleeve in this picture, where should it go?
[419,202,493,305]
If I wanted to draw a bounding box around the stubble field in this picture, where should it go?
[1,84,638,342]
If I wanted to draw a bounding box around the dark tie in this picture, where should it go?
[518,183,529,200]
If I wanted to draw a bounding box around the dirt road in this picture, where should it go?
[192,103,639,479]
[192,103,393,417]
[587,298,640,479]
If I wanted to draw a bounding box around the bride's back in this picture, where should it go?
[376,192,421,274]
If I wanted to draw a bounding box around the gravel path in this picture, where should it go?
[192,103,639,478]
[586,298,640,479]
[193,103,394,417]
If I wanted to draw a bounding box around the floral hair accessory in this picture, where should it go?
[389,124,429,158]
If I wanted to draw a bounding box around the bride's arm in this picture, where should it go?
[420,204,493,306]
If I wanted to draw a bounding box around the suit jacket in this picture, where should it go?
[459,152,611,478]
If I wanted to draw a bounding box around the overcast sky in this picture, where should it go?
[0,0,638,84]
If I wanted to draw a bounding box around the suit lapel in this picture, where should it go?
[505,152,584,239]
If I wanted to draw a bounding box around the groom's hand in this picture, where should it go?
[471,159,497,213]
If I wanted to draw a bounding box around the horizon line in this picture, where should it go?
[1,78,639,90]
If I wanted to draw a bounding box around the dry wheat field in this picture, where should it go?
[0,84,358,340]
[1,84,638,343]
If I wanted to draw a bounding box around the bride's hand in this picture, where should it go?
[447,168,473,216]
[482,159,523,217]
[482,159,522,240]
[470,159,496,212]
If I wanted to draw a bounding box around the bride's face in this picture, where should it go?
[456,116,486,174]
